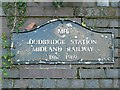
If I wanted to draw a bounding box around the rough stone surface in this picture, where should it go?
[97,0,109,6]
[111,2,119,7]
[82,2,95,7]
[27,7,73,16]
[113,79,120,88]
[85,80,99,88]
[80,69,106,78]
[99,79,113,88]
[2,79,13,88]
[71,79,84,88]
[106,69,119,78]
[110,19,119,27]
[96,19,110,27]
[78,7,117,17]
[3,69,19,78]
[28,79,42,88]
[56,79,70,88]
[20,69,76,78]
[14,79,28,88]
[115,49,120,57]
[43,79,56,88]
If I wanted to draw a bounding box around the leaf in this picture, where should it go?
[3,72,8,76]
[3,62,6,65]
[82,22,86,27]
[3,54,8,59]
[8,59,11,62]
[0,78,2,81]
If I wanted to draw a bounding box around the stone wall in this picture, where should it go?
[1,2,120,89]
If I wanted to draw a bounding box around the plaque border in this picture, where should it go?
[12,19,115,65]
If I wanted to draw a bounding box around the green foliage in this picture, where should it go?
[52,0,63,8]
[2,2,27,32]
[2,1,27,78]
[2,32,15,68]
[82,21,87,27]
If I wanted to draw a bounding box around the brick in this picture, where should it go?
[82,2,95,7]
[113,79,120,88]
[28,79,43,88]
[3,69,19,78]
[27,6,73,16]
[96,19,119,27]
[85,80,99,88]
[20,69,76,78]
[110,19,119,27]
[96,19,110,27]
[27,2,53,7]
[78,7,117,17]
[111,2,119,7]
[78,8,100,17]
[84,19,95,27]
[106,69,119,78]
[2,17,8,28]
[115,49,120,57]
[114,58,120,67]
[45,7,73,16]
[71,79,84,88]
[114,29,120,38]
[99,79,113,88]
[14,79,28,88]
[2,79,13,88]
[27,2,82,7]
[56,79,70,88]
[43,79,56,88]
[26,6,44,16]
[97,0,109,6]
[115,39,120,48]
[80,69,106,78]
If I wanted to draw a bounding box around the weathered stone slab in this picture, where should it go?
[2,79,13,88]
[56,79,70,88]
[14,79,28,88]
[115,49,120,57]
[43,79,56,88]
[85,80,99,88]
[80,69,106,78]
[106,69,120,78]
[20,69,76,78]
[71,79,84,88]
[3,69,19,78]
[99,79,113,88]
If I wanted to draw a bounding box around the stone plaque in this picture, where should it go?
[11,19,114,65]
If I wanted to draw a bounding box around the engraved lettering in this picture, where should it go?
[49,47,63,52]
[49,55,59,60]
[32,47,47,52]
[58,28,69,35]
[66,54,78,60]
